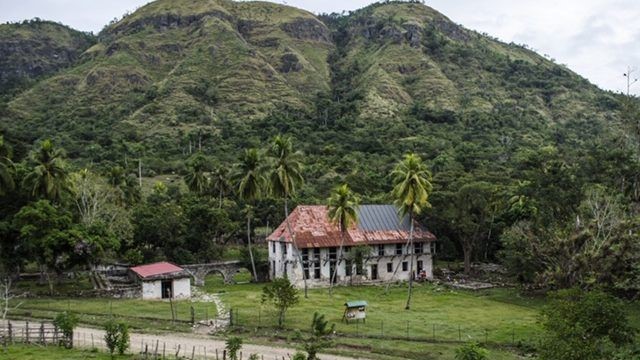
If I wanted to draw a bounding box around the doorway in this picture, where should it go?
[161,280,173,299]
[371,264,378,280]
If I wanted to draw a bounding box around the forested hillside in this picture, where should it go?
[1,0,639,295]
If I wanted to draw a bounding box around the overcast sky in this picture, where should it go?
[1,0,639,95]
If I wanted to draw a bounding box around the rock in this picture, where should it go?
[402,21,422,48]
[281,18,331,43]
[280,53,303,73]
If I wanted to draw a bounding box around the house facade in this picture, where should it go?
[267,205,436,287]
[129,262,191,300]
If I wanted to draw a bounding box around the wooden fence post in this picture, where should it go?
[223,349,227,360]
[25,321,29,344]
[7,322,12,344]
[40,323,45,345]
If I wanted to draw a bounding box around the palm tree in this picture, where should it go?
[233,148,266,282]
[327,184,358,296]
[267,135,307,297]
[184,153,210,195]
[210,164,231,208]
[22,139,70,203]
[0,135,15,196]
[389,153,432,310]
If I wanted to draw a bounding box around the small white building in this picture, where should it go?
[267,205,437,287]
[129,262,191,300]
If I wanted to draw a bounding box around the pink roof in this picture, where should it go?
[130,262,184,278]
[267,205,436,249]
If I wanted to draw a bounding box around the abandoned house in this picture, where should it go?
[267,205,436,287]
[129,262,191,300]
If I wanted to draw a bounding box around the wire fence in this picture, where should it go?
[1,320,295,360]
[228,307,541,346]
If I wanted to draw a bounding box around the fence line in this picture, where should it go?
[228,307,540,346]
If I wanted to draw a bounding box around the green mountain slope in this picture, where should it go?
[0,19,95,95]
[0,0,627,183]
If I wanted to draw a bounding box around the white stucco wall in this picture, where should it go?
[268,241,434,287]
[141,280,162,299]
[172,278,191,299]
[140,278,191,300]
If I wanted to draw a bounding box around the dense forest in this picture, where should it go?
[1,0,640,296]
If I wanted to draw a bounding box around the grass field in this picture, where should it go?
[0,345,135,360]
[8,297,216,333]
[204,274,543,345]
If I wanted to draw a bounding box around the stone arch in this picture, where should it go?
[182,261,243,287]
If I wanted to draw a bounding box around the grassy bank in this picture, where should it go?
[0,344,134,360]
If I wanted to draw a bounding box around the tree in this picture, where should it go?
[13,200,73,294]
[184,153,210,195]
[1,277,23,320]
[104,319,130,358]
[303,312,335,360]
[327,184,358,296]
[389,153,432,309]
[0,135,15,196]
[210,164,231,208]
[453,181,498,275]
[539,288,636,360]
[233,148,266,282]
[267,135,307,297]
[261,277,299,327]
[22,139,70,203]
[225,336,243,360]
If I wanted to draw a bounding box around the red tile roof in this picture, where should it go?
[267,205,436,249]
[130,262,185,279]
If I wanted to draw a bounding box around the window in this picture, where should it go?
[329,247,337,260]
[272,242,276,253]
[417,260,424,272]
[386,263,393,273]
[314,268,321,279]
[395,243,403,255]
[378,244,385,256]
[345,260,353,276]
[313,248,320,258]
[414,242,423,254]
[282,243,287,255]
[272,261,276,277]
[402,261,408,271]
[430,242,437,254]
[344,246,350,253]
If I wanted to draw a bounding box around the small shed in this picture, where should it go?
[129,262,191,300]
[343,300,368,323]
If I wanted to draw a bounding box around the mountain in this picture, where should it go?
[0,0,629,195]
[0,19,95,95]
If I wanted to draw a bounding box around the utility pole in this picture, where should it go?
[623,66,638,97]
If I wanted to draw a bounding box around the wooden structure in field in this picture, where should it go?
[343,300,367,323]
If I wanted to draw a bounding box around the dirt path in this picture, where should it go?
[6,320,366,360]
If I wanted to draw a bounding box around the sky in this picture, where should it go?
[1,0,639,95]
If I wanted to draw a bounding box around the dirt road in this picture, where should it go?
[6,320,366,360]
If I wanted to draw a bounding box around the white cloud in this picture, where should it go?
[1,0,638,95]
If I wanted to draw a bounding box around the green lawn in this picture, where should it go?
[204,274,542,345]
[8,297,216,333]
[0,345,135,360]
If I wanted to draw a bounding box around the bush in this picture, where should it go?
[292,352,307,360]
[455,342,488,360]
[539,288,636,360]
[225,336,243,360]
[104,319,130,358]
[53,312,78,348]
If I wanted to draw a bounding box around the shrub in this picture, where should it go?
[225,336,243,360]
[104,319,130,358]
[455,342,488,360]
[53,312,78,349]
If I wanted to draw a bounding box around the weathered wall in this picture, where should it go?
[268,241,434,287]
[172,278,191,299]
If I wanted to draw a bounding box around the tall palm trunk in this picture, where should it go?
[384,235,413,295]
[246,213,258,282]
[405,214,415,310]
[285,198,308,298]
[329,228,345,297]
